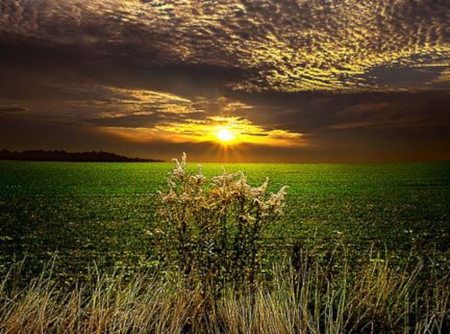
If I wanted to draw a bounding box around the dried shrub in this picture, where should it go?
[153,153,288,297]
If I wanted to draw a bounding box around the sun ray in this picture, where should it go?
[216,127,235,143]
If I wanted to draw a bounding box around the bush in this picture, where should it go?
[152,153,288,298]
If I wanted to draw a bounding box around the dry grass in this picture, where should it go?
[0,256,448,334]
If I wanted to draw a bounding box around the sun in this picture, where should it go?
[216,127,235,143]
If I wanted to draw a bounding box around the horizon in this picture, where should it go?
[2,148,450,165]
[1,0,449,163]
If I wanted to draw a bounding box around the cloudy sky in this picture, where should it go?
[1,0,449,162]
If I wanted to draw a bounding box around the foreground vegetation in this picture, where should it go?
[1,254,448,333]
[0,159,449,332]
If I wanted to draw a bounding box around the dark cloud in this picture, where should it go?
[86,114,162,128]
[0,0,449,162]
[1,0,449,92]
[0,105,29,113]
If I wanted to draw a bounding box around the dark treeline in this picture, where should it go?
[0,149,163,162]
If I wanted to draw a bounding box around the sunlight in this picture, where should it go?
[216,127,235,143]
[101,116,306,151]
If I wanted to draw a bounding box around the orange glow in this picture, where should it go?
[99,116,306,149]
[216,127,235,143]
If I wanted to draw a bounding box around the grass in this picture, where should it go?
[1,161,449,281]
[0,160,449,332]
[0,252,448,334]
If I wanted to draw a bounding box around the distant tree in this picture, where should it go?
[0,149,163,162]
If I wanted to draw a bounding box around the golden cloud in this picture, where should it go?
[100,115,306,148]
[2,0,449,92]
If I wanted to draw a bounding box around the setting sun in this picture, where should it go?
[216,127,235,143]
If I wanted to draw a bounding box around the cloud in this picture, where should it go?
[0,105,29,113]
[1,0,449,93]
[0,1,449,162]
[330,92,450,130]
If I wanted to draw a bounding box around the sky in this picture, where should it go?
[0,0,449,163]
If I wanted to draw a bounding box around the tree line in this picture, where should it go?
[0,149,163,162]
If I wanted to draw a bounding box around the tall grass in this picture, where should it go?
[0,254,448,333]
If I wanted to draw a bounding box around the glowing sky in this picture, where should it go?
[0,0,449,162]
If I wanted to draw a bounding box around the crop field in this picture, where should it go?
[1,161,450,282]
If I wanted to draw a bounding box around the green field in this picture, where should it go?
[1,161,450,282]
